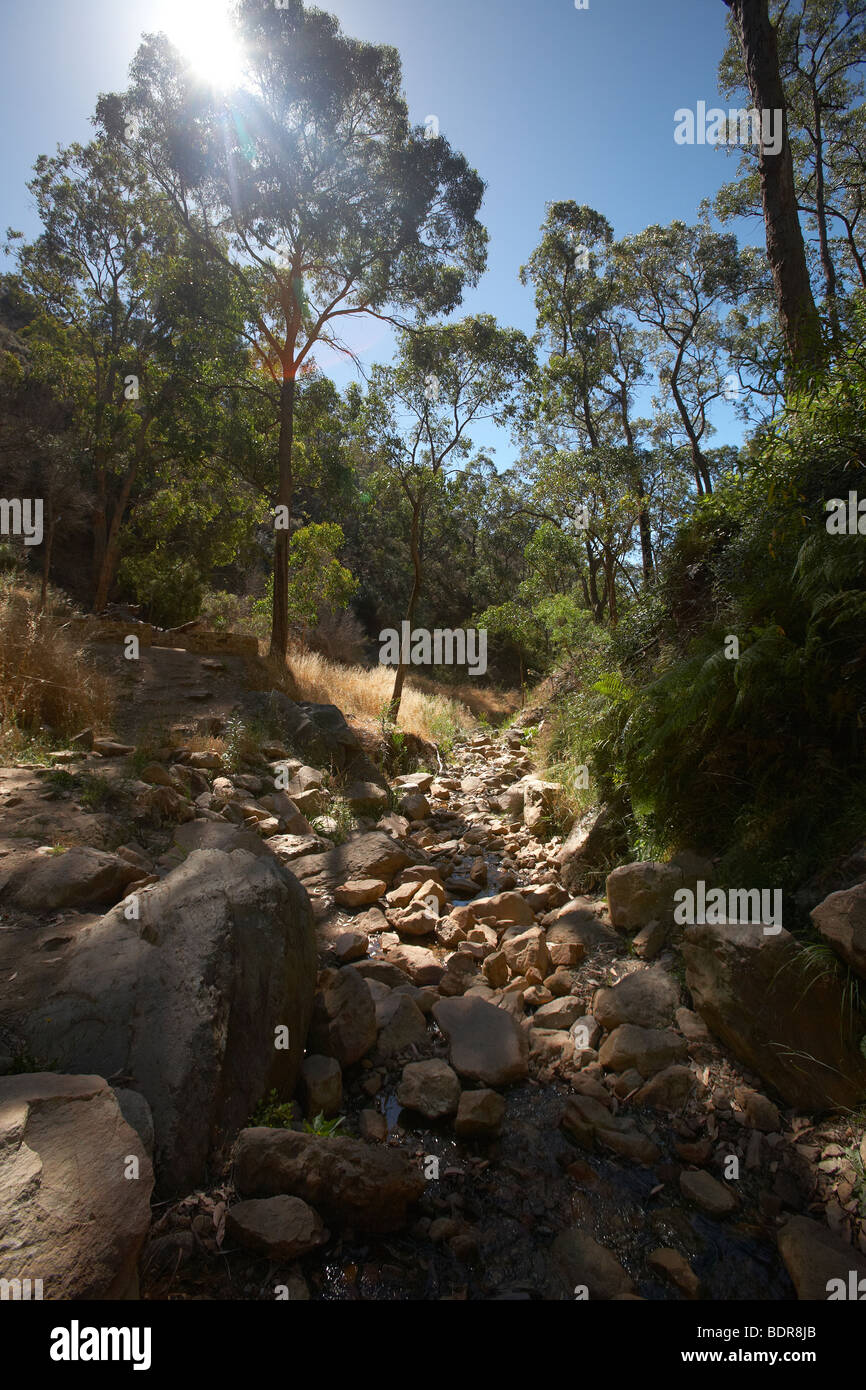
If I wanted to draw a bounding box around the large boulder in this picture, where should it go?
[811,882,866,980]
[233,1127,424,1233]
[605,861,683,932]
[0,848,317,1193]
[0,846,142,912]
[683,921,866,1110]
[432,995,528,1086]
[0,1073,153,1298]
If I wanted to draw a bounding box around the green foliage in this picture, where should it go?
[301,1111,345,1137]
[249,1091,296,1129]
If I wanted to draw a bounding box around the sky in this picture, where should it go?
[0,0,760,461]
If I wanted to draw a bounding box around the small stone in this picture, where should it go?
[679,1169,737,1216]
[334,878,387,908]
[648,1247,701,1298]
[454,1089,505,1138]
[299,1055,342,1118]
[397,1059,461,1119]
[226,1195,328,1258]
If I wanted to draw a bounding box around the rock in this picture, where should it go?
[472,891,535,928]
[299,1056,342,1118]
[308,967,376,1066]
[344,781,390,816]
[226,1195,328,1259]
[359,1109,388,1141]
[233,1127,425,1233]
[3,847,142,911]
[0,849,316,1194]
[374,993,428,1059]
[0,1073,153,1298]
[598,1025,688,1077]
[811,881,866,979]
[606,861,683,932]
[679,1169,738,1216]
[648,1247,700,1298]
[432,995,529,1086]
[683,920,866,1109]
[112,1086,155,1157]
[593,966,680,1031]
[636,1064,694,1111]
[291,832,420,896]
[257,792,311,835]
[349,959,412,988]
[333,878,387,908]
[383,943,443,986]
[734,1087,781,1132]
[522,779,562,830]
[501,925,550,976]
[632,919,669,960]
[545,897,617,953]
[167,819,273,864]
[531,997,583,1029]
[454,1089,505,1138]
[397,1059,461,1119]
[557,802,629,893]
[140,762,173,787]
[675,1007,711,1043]
[93,738,134,757]
[482,950,509,988]
[552,1229,635,1300]
[333,930,368,963]
[777,1214,866,1300]
[188,750,223,769]
[399,792,431,821]
[386,881,423,909]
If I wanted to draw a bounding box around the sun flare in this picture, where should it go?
[160,0,247,91]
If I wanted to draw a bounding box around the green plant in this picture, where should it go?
[312,795,357,846]
[249,1091,295,1128]
[301,1111,345,1137]
[7,1047,60,1073]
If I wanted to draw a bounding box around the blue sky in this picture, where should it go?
[0,0,759,459]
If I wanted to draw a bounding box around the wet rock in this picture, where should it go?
[648,1247,701,1298]
[233,1127,425,1233]
[679,1169,737,1216]
[552,1228,635,1299]
[433,995,529,1086]
[226,1196,328,1259]
[397,1059,461,1118]
[454,1088,505,1138]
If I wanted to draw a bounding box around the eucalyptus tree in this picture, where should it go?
[362,315,533,720]
[107,0,488,658]
[8,136,241,611]
[718,0,866,335]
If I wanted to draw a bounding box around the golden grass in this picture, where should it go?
[0,583,113,756]
[281,645,477,744]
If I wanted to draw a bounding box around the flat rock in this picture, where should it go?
[432,995,528,1086]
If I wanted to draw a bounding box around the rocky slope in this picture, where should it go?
[2,639,866,1302]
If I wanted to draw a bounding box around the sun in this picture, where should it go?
[159,0,247,91]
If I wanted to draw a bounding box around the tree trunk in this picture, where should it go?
[810,84,840,344]
[92,463,138,613]
[724,0,823,371]
[269,373,296,661]
[389,500,423,724]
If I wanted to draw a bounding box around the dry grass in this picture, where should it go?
[0,582,113,757]
[280,646,477,744]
